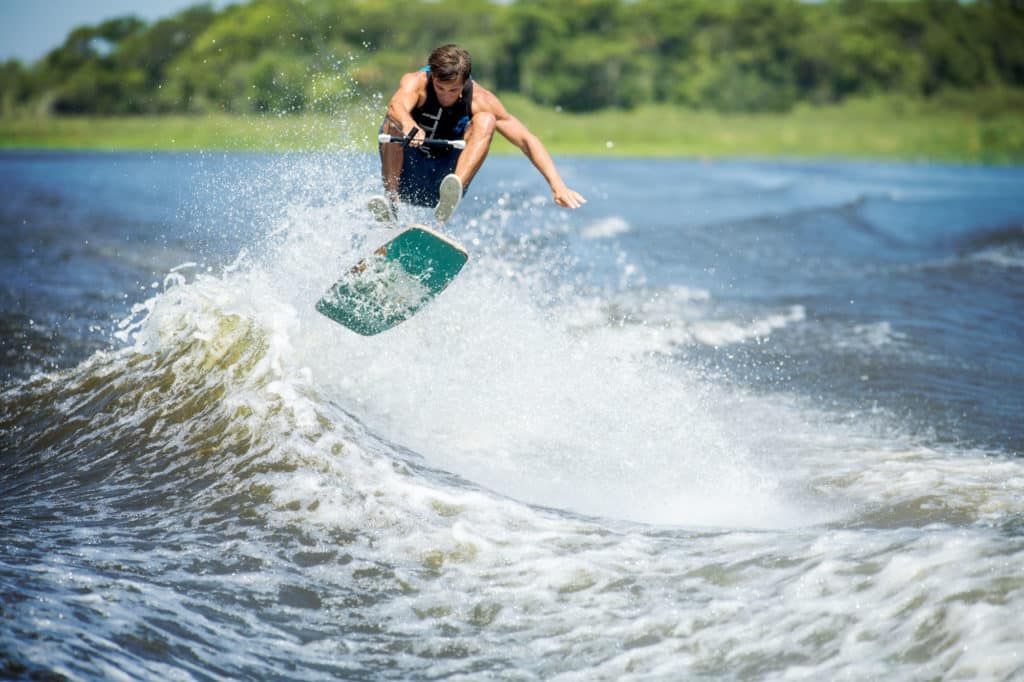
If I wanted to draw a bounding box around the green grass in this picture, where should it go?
[2,95,1022,164]
[0,110,380,152]
[492,95,1024,164]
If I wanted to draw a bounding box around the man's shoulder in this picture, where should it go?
[470,83,504,112]
[399,70,429,90]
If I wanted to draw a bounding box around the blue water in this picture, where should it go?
[4,151,1021,450]
[2,149,1024,680]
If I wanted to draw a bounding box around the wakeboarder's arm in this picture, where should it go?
[384,72,428,144]
[478,88,586,209]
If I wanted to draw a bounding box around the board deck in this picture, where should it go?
[316,225,468,335]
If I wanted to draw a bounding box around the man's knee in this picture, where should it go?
[382,116,404,136]
[467,112,496,139]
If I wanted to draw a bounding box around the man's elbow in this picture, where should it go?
[517,134,539,157]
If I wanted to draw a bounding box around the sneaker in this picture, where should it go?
[434,174,463,223]
[367,195,398,226]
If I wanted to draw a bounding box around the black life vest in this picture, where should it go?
[411,70,473,148]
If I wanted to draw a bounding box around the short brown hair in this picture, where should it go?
[428,44,472,82]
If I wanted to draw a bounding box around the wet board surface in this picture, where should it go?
[316,225,468,335]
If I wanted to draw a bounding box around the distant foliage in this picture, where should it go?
[2,0,1023,115]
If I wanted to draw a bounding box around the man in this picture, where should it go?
[372,44,586,224]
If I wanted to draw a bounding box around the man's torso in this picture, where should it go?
[412,72,473,142]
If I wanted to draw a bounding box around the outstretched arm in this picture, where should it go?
[483,91,586,209]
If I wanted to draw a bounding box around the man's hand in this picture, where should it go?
[553,186,587,209]
[406,126,426,147]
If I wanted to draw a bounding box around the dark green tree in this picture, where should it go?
[5,0,1023,116]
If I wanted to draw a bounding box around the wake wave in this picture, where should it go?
[6,154,1016,533]
[956,222,1024,270]
[2,182,826,530]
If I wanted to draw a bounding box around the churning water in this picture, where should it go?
[2,147,1023,679]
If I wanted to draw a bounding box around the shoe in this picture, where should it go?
[434,174,463,223]
[367,195,398,226]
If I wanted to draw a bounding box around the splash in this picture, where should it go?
[189,155,826,529]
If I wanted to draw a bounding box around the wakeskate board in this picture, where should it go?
[316,225,468,335]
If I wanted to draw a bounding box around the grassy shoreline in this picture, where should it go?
[2,96,1022,164]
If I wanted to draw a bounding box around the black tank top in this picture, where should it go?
[412,71,473,147]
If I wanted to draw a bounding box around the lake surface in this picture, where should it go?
[2,149,1023,679]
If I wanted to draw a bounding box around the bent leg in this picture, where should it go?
[453,112,496,188]
[379,117,404,202]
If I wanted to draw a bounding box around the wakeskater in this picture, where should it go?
[370,43,587,224]
[319,45,587,335]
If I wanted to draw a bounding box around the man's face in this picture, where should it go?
[434,77,465,107]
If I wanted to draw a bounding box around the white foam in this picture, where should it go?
[111,164,829,531]
[580,215,631,239]
[832,320,908,354]
[284,246,813,528]
[690,304,806,346]
[970,246,1024,270]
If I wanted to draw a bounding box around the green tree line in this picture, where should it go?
[2,0,1023,116]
